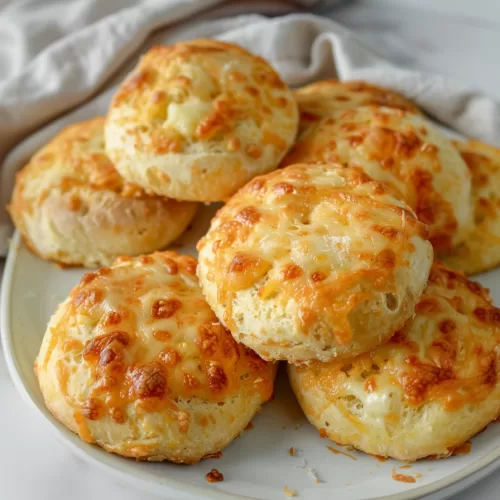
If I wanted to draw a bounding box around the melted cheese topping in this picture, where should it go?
[165,100,214,137]
[7,118,197,267]
[105,40,299,202]
[282,106,473,251]
[37,252,275,429]
[295,80,419,124]
[14,118,142,206]
[294,261,500,414]
[197,163,433,362]
[442,140,500,275]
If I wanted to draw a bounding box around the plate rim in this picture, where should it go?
[3,230,500,500]
[0,232,252,500]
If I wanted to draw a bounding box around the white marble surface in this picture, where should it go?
[1,0,500,499]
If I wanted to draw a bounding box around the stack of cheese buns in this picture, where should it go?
[9,39,500,464]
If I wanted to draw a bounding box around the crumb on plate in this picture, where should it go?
[306,467,321,483]
[206,469,224,483]
[392,468,417,483]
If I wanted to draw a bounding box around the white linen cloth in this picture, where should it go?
[0,0,500,256]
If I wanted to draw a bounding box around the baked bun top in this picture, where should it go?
[15,117,144,201]
[442,140,500,275]
[105,40,298,202]
[36,252,275,461]
[8,117,197,267]
[295,80,419,121]
[197,163,433,362]
[282,106,473,251]
[289,261,500,460]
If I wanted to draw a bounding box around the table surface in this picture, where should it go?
[1,1,500,499]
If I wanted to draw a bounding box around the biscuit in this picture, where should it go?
[197,163,433,363]
[8,118,197,268]
[289,261,500,461]
[295,80,419,121]
[282,105,474,251]
[105,40,299,202]
[441,140,500,275]
[36,252,276,463]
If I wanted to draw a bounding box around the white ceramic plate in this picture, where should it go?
[3,94,500,500]
[3,226,500,500]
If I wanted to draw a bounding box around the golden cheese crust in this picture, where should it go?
[441,140,500,275]
[36,252,276,463]
[105,40,299,202]
[197,163,433,363]
[289,261,500,461]
[8,118,197,267]
[281,105,474,251]
[295,80,419,121]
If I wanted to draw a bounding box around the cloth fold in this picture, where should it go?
[1,0,499,256]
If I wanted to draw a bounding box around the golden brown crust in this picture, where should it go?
[12,118,140,203]
[441,140,500,275]
[8,118,197,267]
[105,40,299,202]
[36,252,276,462]
[197,163,433,362]
[289,261,500,460]
[281,105,473,251]
[295,80,419,122]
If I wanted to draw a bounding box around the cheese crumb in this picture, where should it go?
[306,467,321,483]
[206,469,224,483]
